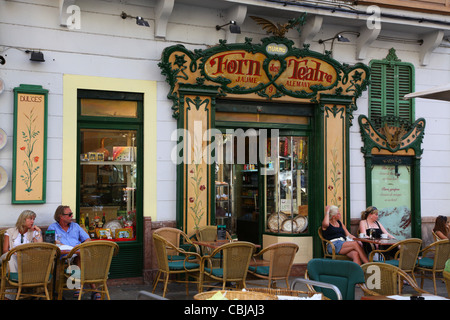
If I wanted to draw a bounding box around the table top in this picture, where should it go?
[193,239,230,249]
[354,237,400,246]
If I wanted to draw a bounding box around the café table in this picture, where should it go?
[354,237,399,246]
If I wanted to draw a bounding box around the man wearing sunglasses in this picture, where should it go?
[47,205,90,247]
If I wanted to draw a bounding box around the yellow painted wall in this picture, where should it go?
[262,234,313,264]
[62,75,157,219]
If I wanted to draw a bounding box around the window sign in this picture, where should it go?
[371,165,411,239]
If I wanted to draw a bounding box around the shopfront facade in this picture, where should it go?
[160,36,370,260]
[0,0,449,281]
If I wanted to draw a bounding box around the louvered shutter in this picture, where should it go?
[369,61,414,127]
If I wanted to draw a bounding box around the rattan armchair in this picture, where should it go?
[248,242,299,288]
[57,240,119,300]
[154,227,200,260]
[368,238,422,282]
[0,243,60,300]
[360,262,429,296]
[196,225,232,241]
[415,239,450,294]
[317,227,351,260]
[199,241,256,292]
[152,233,201,298]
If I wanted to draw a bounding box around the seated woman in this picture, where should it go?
[433,215,449,240]
[359,206,395,257]
[359,206,395,239]
[1,210,43,299]
[322,205,368,265]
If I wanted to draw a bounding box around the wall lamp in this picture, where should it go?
[25,50,45,62]
[318,34,351,44]
[120,11,150,27]
[318,31,360,55]
[216,20,241,34]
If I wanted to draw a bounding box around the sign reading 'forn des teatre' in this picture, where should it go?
[204,50,338,93]
[159,36,370,118]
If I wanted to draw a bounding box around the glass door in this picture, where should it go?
[263,135,309,235]
[215,130,310,244]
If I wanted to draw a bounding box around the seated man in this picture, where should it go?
[47,205,90,246]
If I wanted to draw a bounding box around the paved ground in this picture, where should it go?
[99,275,448,301]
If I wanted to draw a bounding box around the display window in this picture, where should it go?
[77,90,142,243]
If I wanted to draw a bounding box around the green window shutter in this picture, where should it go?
[369,59,415,128]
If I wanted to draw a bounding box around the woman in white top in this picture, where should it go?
[2,210,43,271]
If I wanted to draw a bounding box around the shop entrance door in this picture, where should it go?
[215,130,309,245]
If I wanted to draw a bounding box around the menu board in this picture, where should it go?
[371,165,411,240]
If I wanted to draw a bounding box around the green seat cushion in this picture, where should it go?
[417,257,434,268]
[248,266,270,276]
[204,268,223,278]
[385,259,399,267]
[8,272,52,282]
[168,261,199,271]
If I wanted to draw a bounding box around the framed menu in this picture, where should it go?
[371,164,412,240]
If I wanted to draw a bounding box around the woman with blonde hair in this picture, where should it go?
[322,205,368,265]
[2,210,42,257]
[1,210,42,299]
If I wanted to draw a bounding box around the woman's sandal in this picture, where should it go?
[92,292,102,300]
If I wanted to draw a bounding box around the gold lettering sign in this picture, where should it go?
[204,51,269,89]
[277,56,338,92]
[204,50,338,93]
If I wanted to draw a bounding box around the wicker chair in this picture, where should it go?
[57,240,119,300]
[0,229,6,254]
[248,242,299,288]
[154,227,200,260]
[199,241,256,292]
[360,262,429,296]
[368,238,422,282]
[0,243,60,300]
[317,227,351,260]
[152,233,201,298]
[415,239,450,294]
[196,225,232,241]
[431,230,439,242]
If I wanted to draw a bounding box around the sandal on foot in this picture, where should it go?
[92,292,102,300]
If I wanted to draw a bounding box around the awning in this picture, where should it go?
[403,83,450,102]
